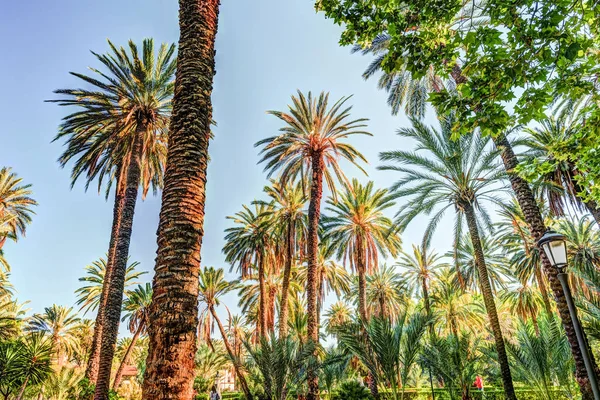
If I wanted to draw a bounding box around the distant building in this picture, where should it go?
[216,368,236,392]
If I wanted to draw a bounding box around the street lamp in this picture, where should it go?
[538,230,600,400]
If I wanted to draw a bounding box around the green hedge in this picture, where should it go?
[196,393,243,400]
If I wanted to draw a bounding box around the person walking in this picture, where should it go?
[210,385,221,400]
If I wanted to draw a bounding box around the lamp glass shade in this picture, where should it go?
[542,238,568,268]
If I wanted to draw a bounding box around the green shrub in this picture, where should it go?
[331,381,373,400]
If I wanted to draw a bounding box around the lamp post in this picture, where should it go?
[538,230,600,400]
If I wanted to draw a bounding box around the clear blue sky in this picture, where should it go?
[0,0,449,324]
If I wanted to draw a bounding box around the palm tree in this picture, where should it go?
[450,233,512,295]
[51,39,174,392]
[501,284,544,334]
[521,109,600,224]
[14,332,54,400]
[27,305,80,366]
[142,1,221,397]
[74,257,146,314]
[256,91,370,399]
[113,283,152,390]
[338,313,430,399]
[397,242,445,318]
[42,367,84,400]
[323,301,353,337]
[366,265,406,321]
[224,203,274,337]
[257,181,307,338]
[0,167,37,250]
[323,179,401,324]
[197,267,252,400]
[379,115,516,397]
[430,270,483,337]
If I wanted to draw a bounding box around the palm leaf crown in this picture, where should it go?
[379,114,507,247]
[0,167,37,243]
[50,38,176,198]
[255,90,371,199]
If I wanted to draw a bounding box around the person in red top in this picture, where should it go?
[475,375,484,391]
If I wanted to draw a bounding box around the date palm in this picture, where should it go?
[142,2,222,397]
[379,115,516,395]
[113,283,152,390]
[397,242,445,318]
[74,257,146,314]
[501,284,544,334]
[324,301,353,337]
[256,91,370,400]
[366,265,406,321]
[224,203,274,337]
[50,39,174,393]
[257,181,307,337]
[0,167,37,251]
[323,179,401,323]
[27,305,80,366]
[197,267,252,400]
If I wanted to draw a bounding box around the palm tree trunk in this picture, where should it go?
[15,376,29,400]
[462,202,516,400]
[94,125,144,400]
[210,306,253,400]
[257,251,268,337]
[142,1,219,398]
[86,163,128,383]
[494,132,600,400]
[112,324,144,391]
[279,221,295,338]
[306,155,325,400]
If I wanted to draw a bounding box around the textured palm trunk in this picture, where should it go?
[210,306,253,400]
[279,221,295,338]
[494,132,600,400]
[306,155,324,400]
[257,251,268,337]
[142,1,219,398]
[112,323,144,391]
[94,125,144,400]
[15,376,29,400]
[86,164,128,383]
[463,202,516,400]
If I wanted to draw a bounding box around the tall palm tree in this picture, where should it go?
[113,283,152,390]
[323,179,401,324]
[51,39,174,393]
[256,90,370,400]
[397,242,445,318]
[27,305,80,366]
[142,2,221,398]
[0,167,37,250]
[74,257,146,314]
[257,181,307,337]
[380,116,517,397]
[521,109,600,224]
[197,267,252,400]
[224,203,274,337]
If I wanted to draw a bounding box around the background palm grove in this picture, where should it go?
[1,0,600,400]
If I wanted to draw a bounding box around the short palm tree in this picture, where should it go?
[0,167,37,251]
[323,301,353,337]
[323,179,401,324]
[198,267,252,400]
[501,284,544,334]
[256,91,371,399]
[50,39,175,391]
[257,181,307,337]
[14,332,54,400]
[74,257,146,314]
[113,283,152,390]
[380,115,516,395]
[397,242,445,318]
[27,305,80,366]
[224,203,274,337]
